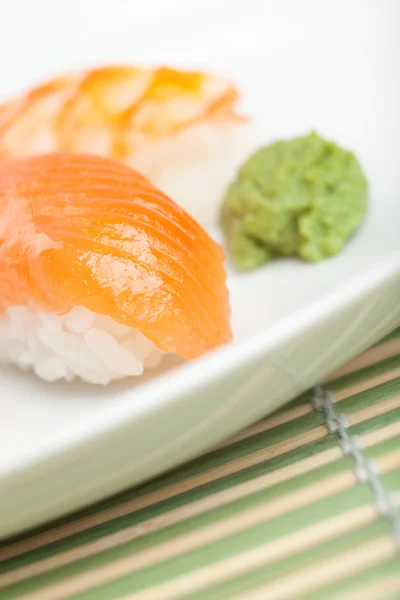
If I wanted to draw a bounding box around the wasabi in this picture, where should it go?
[222,131,368,270]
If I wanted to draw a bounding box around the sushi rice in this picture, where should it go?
[126,122,255,226]
[0,306,164,384]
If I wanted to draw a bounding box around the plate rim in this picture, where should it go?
[2,247,399,482]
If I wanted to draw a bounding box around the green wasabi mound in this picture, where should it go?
[221,131,368,270]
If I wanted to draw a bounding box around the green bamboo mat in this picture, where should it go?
[0,329,400,600]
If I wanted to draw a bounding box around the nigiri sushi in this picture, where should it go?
[0,65,255,225]
[0,153,232,384]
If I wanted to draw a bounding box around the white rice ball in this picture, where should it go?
[130,122,256,227]
[0,306,164,384]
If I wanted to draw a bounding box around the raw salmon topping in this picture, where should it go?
[0,153,232,359]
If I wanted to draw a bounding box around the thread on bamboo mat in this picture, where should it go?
[313,384,400,548]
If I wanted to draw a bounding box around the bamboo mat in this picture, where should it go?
[0,329,400,600]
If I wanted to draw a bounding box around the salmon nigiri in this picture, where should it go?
[0,153,232,384]
[0,65,255,225]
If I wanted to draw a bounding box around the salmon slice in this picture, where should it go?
[0,154,232,359]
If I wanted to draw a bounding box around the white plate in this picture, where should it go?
[0,0,399,539]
